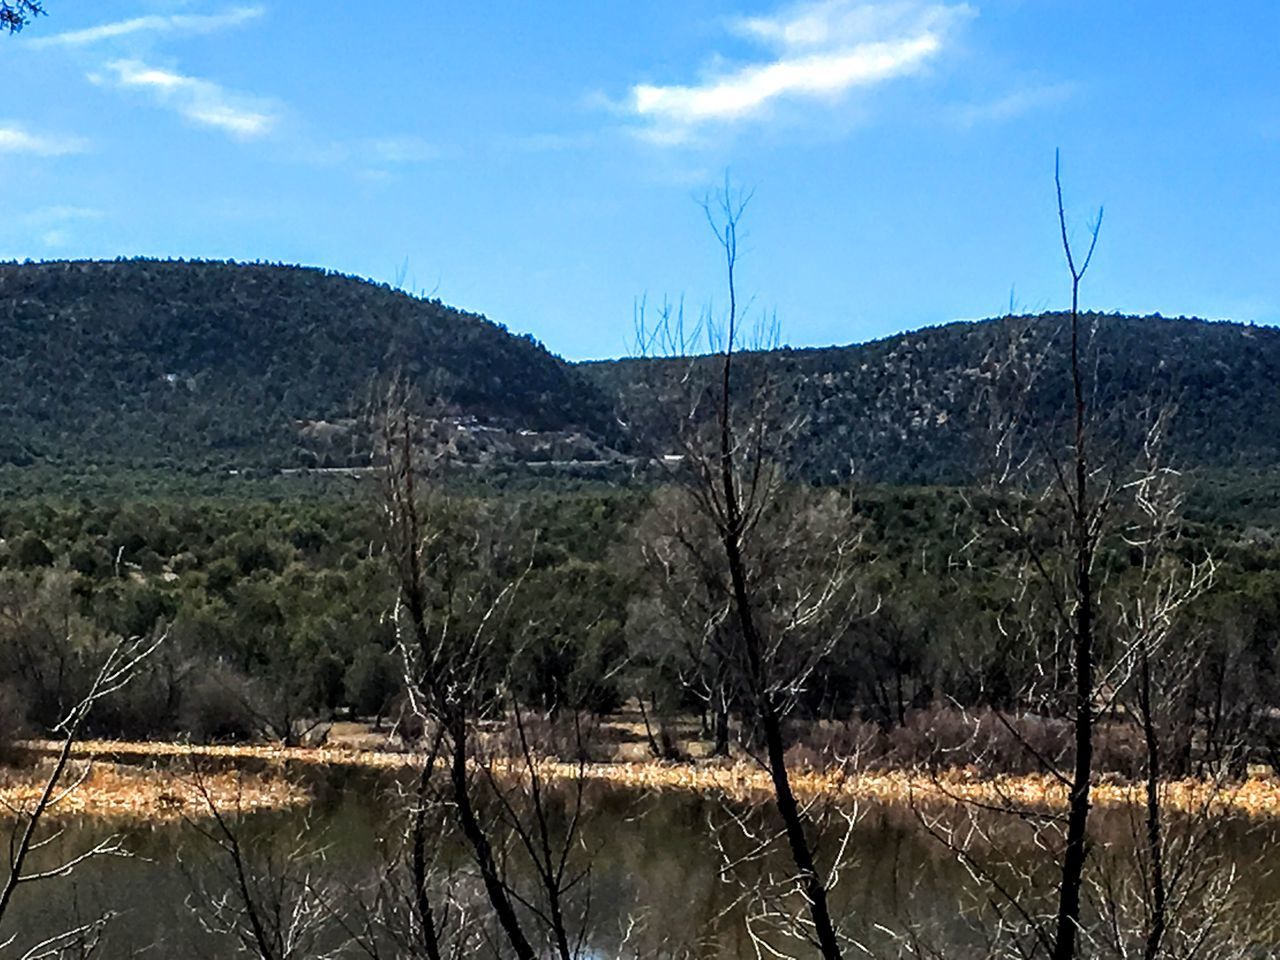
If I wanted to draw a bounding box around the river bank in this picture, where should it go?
[5,738,1279,822]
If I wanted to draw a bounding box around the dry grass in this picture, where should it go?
[7,738,1280,823]
[508,761,1280,819]
[0,758,305,822]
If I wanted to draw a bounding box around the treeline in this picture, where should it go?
[0,483,1277,771]
[4,262,1280,494]
[0,260,617,471]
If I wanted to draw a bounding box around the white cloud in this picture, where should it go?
[0,124,88,155]
[30,6,264,48]
[94,59,277,139]
[626,0,973,141]
[733,0,965,50]
[952,82,1075,127]
[633,36,940,125]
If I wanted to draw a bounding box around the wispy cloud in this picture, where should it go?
[93,59,278,139]
[0,123,88,155]
[733,0,966,50]
[23,205,104,226]
[13,206,106,248]
[632,37,940,126]
[624,0,973,143]
[952,81,1075,127]
[306,135,442,172]
[366,136,439,164]
[30,6,263,48]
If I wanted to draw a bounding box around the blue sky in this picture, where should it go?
[1,2,1277,359]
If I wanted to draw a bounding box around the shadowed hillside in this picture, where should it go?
[0,260,618,471]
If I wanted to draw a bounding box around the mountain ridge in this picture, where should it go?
[2,259,1278,487]
[0,258,618,471]
[582,311,1280,484]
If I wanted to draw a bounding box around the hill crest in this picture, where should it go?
[2,259,1278,487]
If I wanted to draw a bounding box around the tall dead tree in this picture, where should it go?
[1051,147,1105,960]
[637,183,861,960]
[378,384,597,960]
[380,393,534,960]
[1072,417,1247,960]
[917,153,1231,960]
[940,152,1107,960]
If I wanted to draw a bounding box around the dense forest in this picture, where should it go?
[1,481,1278,778]
[586,312,1280,484]
[1,258,1279,765]
[0,260,618,471]
[3,261,1280,491]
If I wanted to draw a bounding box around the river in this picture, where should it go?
[5,765,1279,958]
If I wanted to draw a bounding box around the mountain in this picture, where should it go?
[1,260,1278,491]
[582,313,1280,485]
[0,260,619,472]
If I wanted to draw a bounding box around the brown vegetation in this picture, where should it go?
[10,735,1280,821]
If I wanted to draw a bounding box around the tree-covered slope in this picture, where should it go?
[582,313,1280,484]
[2,262,1277,489]
[0,260,618,470]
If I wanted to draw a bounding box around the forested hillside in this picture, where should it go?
[0,260,618,471]
[2,261,1279,491]
[584,313,1280,484]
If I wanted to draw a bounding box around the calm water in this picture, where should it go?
[6,765,1280,958]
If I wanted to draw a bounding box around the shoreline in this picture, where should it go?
[5,739,1279,823]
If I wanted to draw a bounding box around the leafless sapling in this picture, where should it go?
[0,631,165,959]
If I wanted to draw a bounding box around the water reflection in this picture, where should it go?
[5,768,1279,958]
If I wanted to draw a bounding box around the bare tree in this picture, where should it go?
[350,746,486,960]
[951,151,1108,960]
[634,182,865,960]
[378,381,600,960]
[182,767,336,960]
[180,382,584,960]
[181,729,496,960]
[1053,158,1105,960]
[908,153,1240,960]
[1082,440,1265,960]
[1107,433,1213,960]
[630,495,736,758]
[0,631,164,959]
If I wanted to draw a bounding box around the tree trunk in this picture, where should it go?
[1052,254,1096,960]
[448,718,538,960]
[712,698,730,757]
[411,759,444,960]
[1139,643,1167,960]
[723,525,843,960]
[762,704,844,960]
[638,695,665,760]
[1052,550,1094,960]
